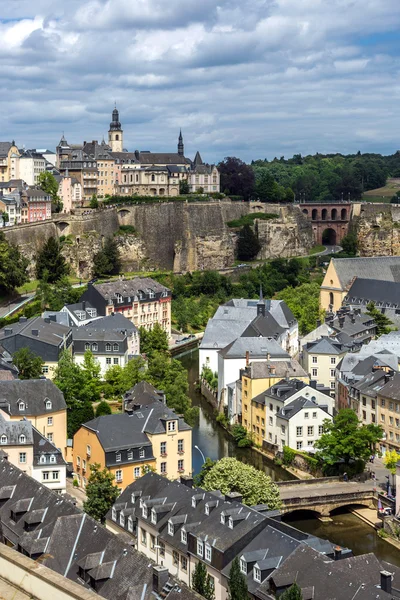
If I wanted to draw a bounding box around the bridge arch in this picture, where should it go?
[321,208,328,221]
[117,209,131,218]
[322,228,337,245]
[56,221,70,235]
[281,508,322,520]
[312,208,318,220]
[302,209,308,215]
[331,208,337,220]
[341,208,347,220]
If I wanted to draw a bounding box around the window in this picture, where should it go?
[312,356,318,364]
[240,559,247,574]
[134,467,140,478]
[372,400,376,409]
[77,456,80,466]
[43,471,49,480]
[19,434,26,444]
[330,370,335,377]
[390,402,394,411]
[307,426,313,436]
[86,445,91,456]
[159,541,165,557]
[331,357,336,365]
[160,441,167,455]
[390,416,394,426]
[18,401,25,411]
[296,426,302,436]
[363,410,367,420]
[296,441,303,449]
[178,439,184,453]
[116,452,121,462]
[42,366,49,374]
[178,459,184,472]
[318,425,324,435]
[173,550,179,566]
[106,343,112,352]
[115,470,122,482]
[269,416,273,426]
[181,556,188,571]
[113,357,119,365]
[47,433,53,442]
[85,343,90,351]
[128,516,133,532]
[161,462,167,474]
[45,400,52,410]
[106,357,112,365]
[330,382,335,389]
[150,534,156,550]
[381,399,386,407]
[181,530,187,544]
[52,471,59,480]
[197,540,204,557]
[381,415,385,422]
[312,369,317,377]
[91,343,98,352]
[168,522,174,536]
[142,505,148,518]
[254,567,261,583]
[281,426,285,434]
[312,412,317,418]
[113,343,119,351]
[362,397,367,407]
[139,449,145,459]
[269,403,273,411]
[47,417,53,426]
[205,544,212,562]
[50,454,56,463]
[168,421,176,432]
[19,452,26,464]
[304,412,309,419]
[141,529,147,546]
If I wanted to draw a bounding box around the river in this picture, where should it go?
[177,348,400,567]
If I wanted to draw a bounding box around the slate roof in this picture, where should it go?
[242,360,308,381]
[72,326,127,344]
[345,277,400,307]
[276,396,329,421]
[0,142,12,157]
[331,256,400,288]
[264,379,330,402]
[0,414,33,445]
[219,337,290,359]
[304,336,346,356]
[223,299,296,329]
[0,316,71,348]
[93,277,170,300]
[138,152,189,165]
[241,313,286,339]
[124,380,165,412]
[0,379,66,416]
[32,428,66,466]
[377,371,400,401]
[85,312,138,333]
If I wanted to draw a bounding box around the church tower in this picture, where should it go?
[178,129,184,156]
[108,106,123,152]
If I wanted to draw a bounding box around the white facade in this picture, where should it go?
[32,462,67,494]
[74,349,129,378]
[19,155,46,186]
[189,165,220,193]
[272,403,332,452]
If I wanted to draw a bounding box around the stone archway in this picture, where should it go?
[322,228,337,245]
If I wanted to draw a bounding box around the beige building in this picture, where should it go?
[73,402,192,490]
[57,173,83,213]
[0,141,20,182]
[376,372,400,455]
[18,150,46,185]
[302,337,347,396]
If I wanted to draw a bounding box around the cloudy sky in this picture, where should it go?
[2,0,400,162]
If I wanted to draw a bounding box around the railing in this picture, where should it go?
[282,490,374,507]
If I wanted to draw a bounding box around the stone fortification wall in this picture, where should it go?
[356,203,400,256]
[255,204,314,259]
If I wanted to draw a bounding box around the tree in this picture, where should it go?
[179,179,190,194]
[218,157,255,200]
[280,583,303,600]
[93,237,121,277]
[96,400,112,417]
[36,236,69,283]
[237,224,261,261]
[366,301,393,336]
[0,231,29,294]
[192,561,215,600]
[285,187,295,202]
[12,348,44,379]
[139,323,169,358]
[228,557,248,600]
[384,449,400,475]
[67,402,95,438]
[2,212,8,224]
[277,282,323,335]
[89,194,99,209]
[314,409,383,467]
[83,463,120,523]
[38,172,62,212]
[341,232,358,256]
[193,457,216,487]
[53,350,88,408]
[231,424,252,447]
[81,350,102,403]
[202,457,281,507]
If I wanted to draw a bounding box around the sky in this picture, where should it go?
[1,0,400,163]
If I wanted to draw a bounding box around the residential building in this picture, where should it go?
[124,380,166,413]
[0,458,200,600]
[18,150,46,185]
[376,372,400,455]
[0,413,66,492]
[59,148,98,202]
[189,151,220,193]
[80,277,172,335]
[320,256,400,312]
[84,312,140,356]
[56,172,83,213]
[83,139,117,198]
[0,190,23,224]
[326,307,377,348]
[302,336,348,395]
[0,178,27,194]
[0,350,19,380]
[0,378,68,456]
[344,277,400,327]
[200,296,298,374]
[0,316,73,378]
[72,325,129,376]
[0,141,20,182]
[23,187,52,221]
[60,300,100,326]
[73,402,192,490]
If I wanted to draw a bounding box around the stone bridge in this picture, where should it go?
[299,201,352,245]
[277,480,385,517]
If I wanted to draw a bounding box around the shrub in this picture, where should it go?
[227,212,279,228]
[282,446,296,466]
[73,479,79,487]
[378,529,388,539]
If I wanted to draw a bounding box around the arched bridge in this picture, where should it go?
[277,480,384,518]
[299,202,352,245]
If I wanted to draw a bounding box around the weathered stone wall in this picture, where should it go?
[3,221,58,277]
[255,204,314,259]
[356,203,400,256]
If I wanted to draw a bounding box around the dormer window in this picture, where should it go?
[19,435,26,444]
[18,401,25,411]
[113,343,119,352]
[151,509,157,524]
[205,544,212,562]
[106,343,112,352]
[149,290,155,298]
[91,343,98,352]
[127,450,133,460]
[205,505,209,515]
[40,455,46,463]
[228,517,233,529]
[168,521,174,536]
[45,400,52,410]
[0,435,7,444]
[181,530,187,544]
[240,558,247,574]
[168,421,176,432]
[112,507,117,521]
[128,516,133,532]
[220,514,225,524]
[87,308,97,317]
[116,452,121,462]
[119,514,125,527]
[142,506,148,519]
[254,567,261,583]
[85,342,90,350]
[116,293,123,304]
[50,455,56,463]
[139,449,145,459]
[197,540,203,557]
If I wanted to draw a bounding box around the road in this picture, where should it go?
[0,293,35,319]
[279,480,376,501]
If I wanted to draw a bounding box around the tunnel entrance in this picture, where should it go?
[322,228,337,245]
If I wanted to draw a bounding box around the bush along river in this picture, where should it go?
[177,348,400,567]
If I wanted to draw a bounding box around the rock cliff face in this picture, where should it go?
[254,204,314,259]
[355,203,400,256]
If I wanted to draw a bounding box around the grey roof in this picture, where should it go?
[345,277,400,307]
[32,428,66,466]
[225,299,296,329]
[277,396,329,421]
[378,371,400,401]
[241,312,285,339]
[243,360,308,382]
[331,256,400,288]
[124,381,165,411]
[138,152,189,165]
[72,326,127,343]
[85,312,138,333]
[304,336,346,356]
[92,277,170,301]
[83,402,190,452]
[264,379,331,402]
[0,316,71,347]
[0,142,13,157]
[219,337,290,359]
[0,379,66,416]
[42,311,71,327]
[0,414,33,445]
[200,318,249,350]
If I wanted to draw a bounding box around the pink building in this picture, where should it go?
[22,189,52,222]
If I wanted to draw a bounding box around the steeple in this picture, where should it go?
[193,151,203,166]
[108,105,123,152]
[257,284,265,317]
[178,129,184,156]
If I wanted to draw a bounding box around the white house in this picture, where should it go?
[72,326,129,377]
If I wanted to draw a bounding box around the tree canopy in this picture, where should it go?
[12,347,44,379]
[383,449,400,475]
[139,323,169,358]
[36,237,69,283]
[314,408,383,467]
[366,301,393,336]
[192,561,215,600]
[228,557,248,600]
[237,224,261,261]
[280,583,303,600]
[0,231,28,294]
[202,457,281,507]
[95,400,112,417]
[93,237,121,277]
[38,172,62,212]
[277,282,323,335]
[218,157,255,200]
[83,463,120,523]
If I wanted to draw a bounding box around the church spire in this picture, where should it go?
[178,129,184,156]
[257,284,265,317]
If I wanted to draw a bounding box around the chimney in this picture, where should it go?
[339,316,345,328]
[267,353,271,361]
[225,492,243,503]
[245,351,250,366]
[380,571,392,594]
[31,329,39,336]
[152,566,169,593]
[269,364,276,375]
[351,313,355,324]
[19,317,27,323]
[44,317,50,324]
[180,475,193,488]
[82,301,86,310]
[310,380,317,389]
[334,546,342,560]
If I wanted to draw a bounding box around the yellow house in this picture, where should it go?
[73,403,192,490]
[0,379,68,458]
[302,337,347,395]
[320,256,400,312]
[241,360,309,446]
[0,141,20,182]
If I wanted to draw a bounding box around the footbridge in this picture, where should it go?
[277,478,391,518]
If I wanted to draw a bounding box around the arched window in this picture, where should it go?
[151,174,155,182]
[116,135,119,141]
[19,434,26,444]
[85,343,90,351]
[341,208,347,220]
[312,209,317,220]
[329,292,334,307]
[91,343,98,352]
[106,343,112,352]
[0,435,7,444]
[331,208,337,220]
[45,400,52,410]
[40,455,46,464]
[18,401,25,411]
[321,208,327,221]
[113,343,119,352]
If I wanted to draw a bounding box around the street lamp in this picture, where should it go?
[194,445,206,463]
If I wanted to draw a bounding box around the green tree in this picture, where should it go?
[314,408,383,467]
[202,457,281,507]
[38,171,62,212]
[228,557,248,600]
[53,350,88,408]
[83,463,120,523]
[192,561,215,600]
[277,282,323,335]
[237,224,261,261]
[366,301,393,336]
[231,424,252,447]
[93,237,121,277]
[280,583,303,600]
[285,187,295,202]
[341,232,358,256]
[12,347,44,379]
[384,449,400,475]
[179,179,190,194]
[95,400,112,417]
[139,323,169,358]
[0,231,29,294]
[218,157,255,200]
[36,237,69,283]
[193,457,216,487]
[2,212,9,224]
[81,350,102,402]
[67,401,95,438]
[89,194,99,209]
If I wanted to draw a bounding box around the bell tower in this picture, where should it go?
[178,129,184,156]
[108,106,123,152]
